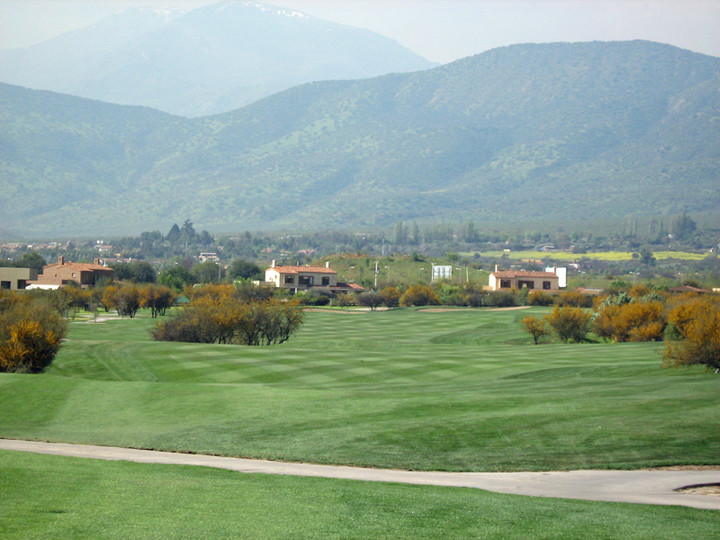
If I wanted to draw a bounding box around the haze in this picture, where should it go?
[1,0,719,63]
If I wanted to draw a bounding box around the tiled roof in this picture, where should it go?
[333,282,365,292]
[44,261,111,272]
[268,265,336,274]
[493,270,557,279]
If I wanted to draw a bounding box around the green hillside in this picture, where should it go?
[2,40,718,238]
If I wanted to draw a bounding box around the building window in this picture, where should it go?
[500,279,512,288]
[543,281,551,290]
[284,275,295,284]
[321,276,330,286]
[1,281,10,289]
[298,276,314,286]
[518,280,535,289]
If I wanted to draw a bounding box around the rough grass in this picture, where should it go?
[1,308,718,471]
[2,450,718,539]
[461,250,707,261]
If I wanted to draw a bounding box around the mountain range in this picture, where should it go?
[0,1,435,117]
[1,40,718,239]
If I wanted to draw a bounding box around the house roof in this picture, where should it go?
[268,265,337,275]
[493,270,558,279]
[668,285,710,294]
[43,261,112,272]
[332,282,365,292]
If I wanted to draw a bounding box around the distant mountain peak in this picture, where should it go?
[227,1,310,19]
[0,0,434,117]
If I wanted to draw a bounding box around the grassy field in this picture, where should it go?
[2,450,718,539]
[460,250,708,261]
[1,308,717,472]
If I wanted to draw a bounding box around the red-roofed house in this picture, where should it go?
[485,269,560,292]
[28,256,114,289]
[265,261,364,293]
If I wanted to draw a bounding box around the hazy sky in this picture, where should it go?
[1,0,719,63]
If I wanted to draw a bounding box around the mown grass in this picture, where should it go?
[1,307,717,472]
[2,450,718,539]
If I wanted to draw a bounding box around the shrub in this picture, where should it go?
[528,290,554,306]
[297,288,332,306]
[521,315,552,345]
[546,305,591,343]
[484,291,517,308]
[378,286,401,308]
[399,285,440,307]
[0,291,67,373]
[592,300,665,342]
[466,292,485,308]
[334,293,356,307]
[434,283,467,306]
[152,286,304,347]
[663,295,720,372]
[555,290,592,308]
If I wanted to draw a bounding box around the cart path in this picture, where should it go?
[2,439,719,510]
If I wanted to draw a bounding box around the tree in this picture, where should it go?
[101,284,119,312]
[546,305,591,343]
[166,223,181,243]
[158,265,196,290]
[191,261,221,284]
[111,261,156,283]
[672,212,696,240]
[227,259,262,280]
[139,284,176,318]
[0,291,67,373]
[131,261,156,283]
[639,248,656,266]
[356,292,383,311]
[179,219,198,246]
[15,252,46,273]
[663,295,720,373]
[116,285,140,318]
[521,315,551,345]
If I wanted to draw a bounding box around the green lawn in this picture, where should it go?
[2,450,718,539]
[1,308,717,472]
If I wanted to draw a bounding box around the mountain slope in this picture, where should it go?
[0,1,435,117]
[1,41,718,238]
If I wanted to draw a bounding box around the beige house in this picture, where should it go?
[0,267,38,290]
[485,269,560,292]
[265,261,364,293]
[28,256,114,289]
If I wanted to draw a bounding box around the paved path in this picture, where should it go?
[2,439,719,510]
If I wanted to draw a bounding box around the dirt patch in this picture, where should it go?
[643,466,720,471]
[675,484,720,496]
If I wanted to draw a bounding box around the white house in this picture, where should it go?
[485,268,561,292]
[265,261,364,293]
